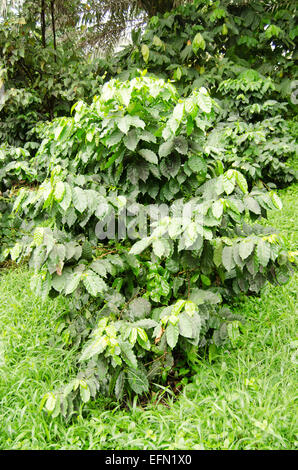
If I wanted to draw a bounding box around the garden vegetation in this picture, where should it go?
[0,0,297,440]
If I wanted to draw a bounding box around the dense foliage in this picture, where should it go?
[0,0,297,418]
[111,0,297,186]
[4,76,295,417]
[0,3,107,146]
[0,143,36,262]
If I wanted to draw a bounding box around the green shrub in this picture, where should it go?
[0,144,36,262]
[206,70,297,186]
[9,75,296,417]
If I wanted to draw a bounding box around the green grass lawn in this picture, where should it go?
[0,184,297,450]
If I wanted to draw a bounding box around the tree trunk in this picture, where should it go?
[41,0,46,47]
[50,0,57,56]
[138,0,176,16]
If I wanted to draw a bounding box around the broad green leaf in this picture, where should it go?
[185,97,196,115]
[159,139,174,158]
[80,380,90,403]
[213,240,223,267]
[271,192,283,210]
[239,239,255,260]
[137,327,148,343]
[90,260,107,277]
[172,299,186,315]
[129,327,137,345]
[33,227,44,247]
[153,35,163,47]
[52,271,69,293]
[129,237,152,255]
[152,238,164,258]
[139,149,158,164]
[234,171,248,194]
[54,125,65,140]
[10,243,22,261]
[65,272,81,295]
[185,221,198,248]
[129,298,151,320]
[120,342,138,368]
[222,23,228,35]
[192,32,206,54]
[117,87,131,107]
[45,393,56,412]
[159,155,181,178]
[124,129,139,151]
[245,196,261,215]
[188,155,207,175]
[129,115,146,129]
[174,136,188,155]
[127,367,149,394]
[82,270,107,296]
[106,130,123,147]
[159,278,170,297]
[115,371,125,400]
[117,116,131,134]
[184,300,197,316]
[173,102,184,122]
[168,217,183,238]
[134,319,157,329]
[222,246,235,271]
[201,274,211,286]
[256,239,271,267]
[223,173,235,195]
[54,181,65,202]
[59,182,72,211]
[212,200,223,219]
[179,312,194,338]
[139,130,157,143]
[173,67,182,80]
[197,90,212,113]
[80,336,107,361]
[166,323,179,348]
[72,187,87,213]
[141,44,150,63]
